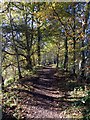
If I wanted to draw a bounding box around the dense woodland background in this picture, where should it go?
[0,2,90,120]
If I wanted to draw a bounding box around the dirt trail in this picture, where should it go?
[3,67,86,119]
[13,67,71,119]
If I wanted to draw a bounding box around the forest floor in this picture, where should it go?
[2,67,90,119]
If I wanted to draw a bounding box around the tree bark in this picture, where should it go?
[37,4,41,65]
[64,36,68,71]
[37,26,41,65]
[80,3,89,80]
[73,6,76,75]
[9,5,22,79]
[56,45,60,68]
[25,5,34,69]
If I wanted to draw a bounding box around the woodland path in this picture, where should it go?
[15,67,74,119]
[3,67,81,119]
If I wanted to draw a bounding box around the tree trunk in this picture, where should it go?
[32,54,35,66]
[80,39,85,79]
[80,3,89,80]
[25,5,34,69]
[64,36,68,71]
[37,26,41,65]
[73,7,76,75]
[56,46,59,68]
[37,4,41,65]
[16,49,22,79]
[25,30,32,69]
[9,6,22,79]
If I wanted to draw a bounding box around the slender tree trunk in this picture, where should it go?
[25,30,32,69]
[64,36,68,71]
[9,6,22,79]
[2,76,4,91]
[32,54,35,66]
[80,38,85,79]
[25,5,34,69]
[29,4,34,68]
[73,7,76,75]
[16,50,22,78]
[37,26,41,65]
[37,4,41,65]
[80,24,87,80]
[80,3,89,80]
[0,33,3,90]
[56,45,59,68]
[56,53,59,68]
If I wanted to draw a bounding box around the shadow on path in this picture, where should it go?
[6,67,82,119]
